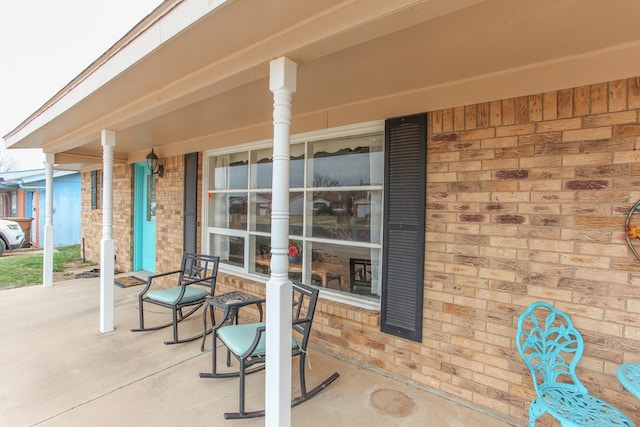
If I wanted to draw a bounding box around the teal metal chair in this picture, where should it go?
[131,252,219,345]
[517,302,635,427]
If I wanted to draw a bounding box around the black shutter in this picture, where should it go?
[381,113,426,342]
[91,171,97,210]
[183,153,198,253]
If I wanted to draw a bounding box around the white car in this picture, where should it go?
[0,219,25,256]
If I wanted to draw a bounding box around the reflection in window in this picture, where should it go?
[310,242,380,297]
[147,175,156,222]
[250,192,271,233]
[0,191,18,217]
[211,233,244,268]
[211,153,248,190]
[209,192,247,230]
[251,149,273,189]
[310,190,381,243]
[91,171,103,210]
[309,133,383,187]
[206,125,383,300]
[291,144,305,188]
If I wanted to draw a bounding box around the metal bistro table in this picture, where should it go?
[617,362,640,399]
[200,290,265,352]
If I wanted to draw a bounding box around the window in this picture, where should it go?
[0,191,17,217]
[205,122,384,302]
[91,171,103,210]
[147,173,156,222]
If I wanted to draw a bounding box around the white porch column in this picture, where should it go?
[100,130,116,333]
[266,56,297,427]
[42,152,55,287]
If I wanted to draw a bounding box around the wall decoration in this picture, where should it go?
[625,199,640,261]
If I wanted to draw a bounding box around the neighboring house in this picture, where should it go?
[5,1,640,425]
[0,169,81,247]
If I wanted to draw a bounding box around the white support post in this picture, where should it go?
[100,130,116,333]
[266,56,297,427]
[42,153,54,287]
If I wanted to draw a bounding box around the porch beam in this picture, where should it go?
[266,56,297,427]
[42,152,54,287]
[99,130,115,333]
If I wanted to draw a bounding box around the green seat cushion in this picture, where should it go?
[218,322,298,357]
[147,286,209,304]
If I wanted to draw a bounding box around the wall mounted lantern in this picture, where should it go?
[146,148,164,177]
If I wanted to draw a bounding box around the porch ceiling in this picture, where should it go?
[6,0,640,170]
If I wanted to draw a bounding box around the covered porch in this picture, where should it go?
[5,1,640,425]
[0,276,515,426]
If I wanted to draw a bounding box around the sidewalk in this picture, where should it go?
[0,277,519,426]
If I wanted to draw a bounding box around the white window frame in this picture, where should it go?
[202,120,384,310]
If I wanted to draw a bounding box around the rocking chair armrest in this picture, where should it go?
[138,270,182,295]
[211,298,266,332]
[240,324,267,359]
[211,305,239,332]
[149,269,182,280]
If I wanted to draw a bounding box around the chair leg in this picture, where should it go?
[200,306,208,352]
[138,297,145,329]
[172,307,179,343]
[212,330,219,375]
[200,302,217,351]
[164,304,209,345]
[200,331,253,379]
[299,353,307,398]
[239,359,246,416]
[529,400,544,427]
[222,358,271,419]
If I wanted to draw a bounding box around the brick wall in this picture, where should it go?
[302,77,640,425]
[81,164,133,272]
[155,154,204,272]
[421,78,640,424]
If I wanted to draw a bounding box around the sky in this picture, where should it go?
[0,0,164,171]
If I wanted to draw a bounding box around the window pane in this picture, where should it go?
[208,192,247,230]
[310,242,380,297]
[230,193,247,230]
[253,235,271,275]
[308,132,383,187]
[10,191,18,217]
[290,191,303,236]
[251,192,271,232]
[211,233,244,268]
[212,153,248,190]
[310,190,381,243]
[291,144,305,188]
[147,175,156,222]
[251,149,273,189]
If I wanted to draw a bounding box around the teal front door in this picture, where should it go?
[134,163,157,272]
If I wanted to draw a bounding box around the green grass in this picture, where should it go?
[0,244,90,290]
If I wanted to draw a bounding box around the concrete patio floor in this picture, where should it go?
[0,276,519,427]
